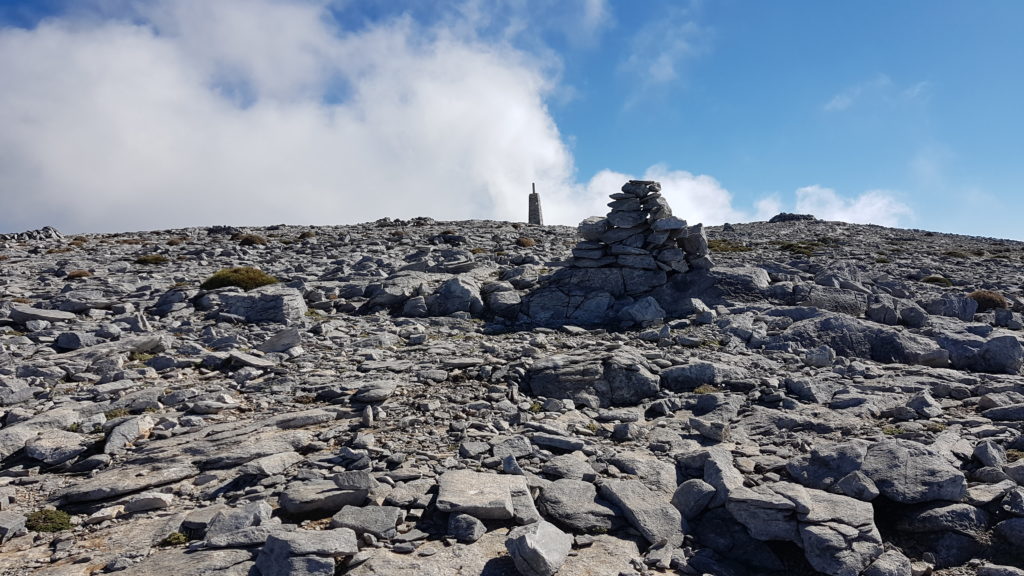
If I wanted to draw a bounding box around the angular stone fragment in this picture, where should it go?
[8,303,76,323]
[448,513,486,543]
[54,461,193,504]
[218,284,307,324]
[538,479,619,533]
[505,520,573,576]
[435,470,514,520]
[239,451,304,477]
[279,480,369,516]
[330,505,401,539]
[24,429,88,465]
[0,511,25,544]
[104,415,156,454]
[860,439,966,504]
[599,479,683,546]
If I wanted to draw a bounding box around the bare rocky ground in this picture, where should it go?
[2,200,1024,576]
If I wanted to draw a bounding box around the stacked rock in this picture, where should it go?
[571,180,712,273]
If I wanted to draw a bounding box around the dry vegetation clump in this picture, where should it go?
[135,254,170,265]
[200,267,278,291]
[968,289,1009,312]
[516,236,537,247]
[921,275,953,287]
[234,233,268,246]
[66,269,92,279]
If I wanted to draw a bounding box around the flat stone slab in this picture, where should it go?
[57,464,199,503]
[435,470,515,520]
[9,303,76,323]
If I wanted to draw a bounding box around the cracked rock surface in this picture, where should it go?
[2,201,1024,576]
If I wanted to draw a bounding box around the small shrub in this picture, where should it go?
[135,254,169,265]
[166,238,185,246]
[924,421,947,433]
[294,394,316,404]
[874,256,891,264]
[66,269,92,279]
[160,532,189,546]
[921,275,953,287]
[708,239,751,252]
[25,509,71,532]
[200,267,278,291]
[469,247,487,254]
[129,351,155,363]
[516,236,537,248]
[529,401,542,413]
[943,250,969,259]
[12,297,32,304]
[298,231,316,240]
[1008,449,1024,463]
[968,289,1008,312]
[104,408,130,419]
[693,384,722,395]
[234,233,268,246]
[881,425,905,436]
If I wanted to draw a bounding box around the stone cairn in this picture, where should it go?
[571,180,712,273]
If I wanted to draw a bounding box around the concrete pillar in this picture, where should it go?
[528,183,544,226]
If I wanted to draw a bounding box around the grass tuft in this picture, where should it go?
[200,267,278,291]
[25,509,72,532]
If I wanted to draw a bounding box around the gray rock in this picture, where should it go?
[537,479,619,533]
[0,511,25,543]
[435,470,514,520]
[353,380,398,403]
[239,451,304,476]
[429,277,483,316]
[24,429,88,465]
[279,480,369,516]
[105,415,156,455]
[926,294,978,321]
[9,303,76,324]
[206,501,273,540]
[937,333,1023,374]
[672,479,716,520]
[57,464,198,503]
[218,284,307,324]
[862,549,912,576]
[447,513,486,543]
[505,520,573,576]
[860,439,966,504]
[895,502,989,535]
[330,505,401,539]
[599,479,683,546]
[994,517,1024,546]
[257,328,302,352]
[55,330,101,350]
[123,491,175,513]
[982,403,1024,421]
[524,346,659,408]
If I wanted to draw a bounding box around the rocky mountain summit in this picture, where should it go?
[2,181,1024,576]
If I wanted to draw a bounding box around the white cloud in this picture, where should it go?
[794,185,912,226]
[619,4,708,92]
[823,74,929,113]
[0,0,591,233]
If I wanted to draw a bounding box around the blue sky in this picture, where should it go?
[1,0,1022,238]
